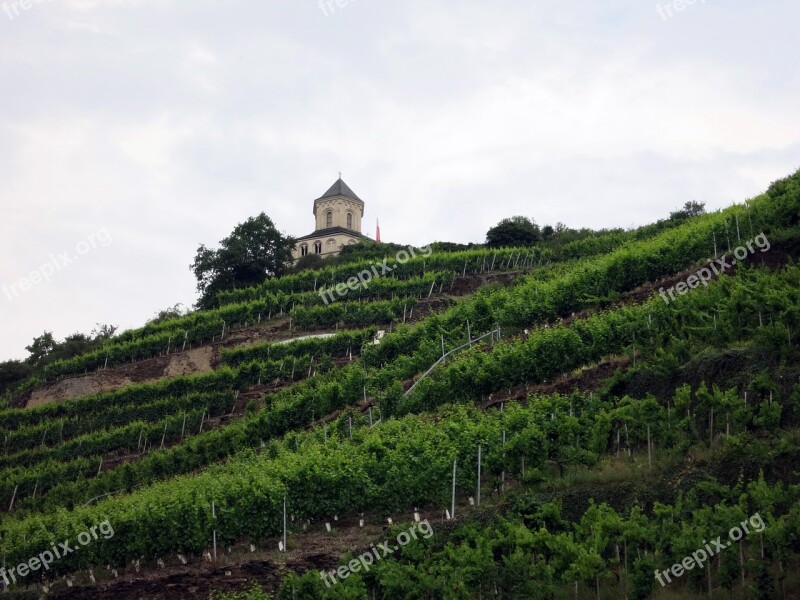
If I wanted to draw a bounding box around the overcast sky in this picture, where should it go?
[0,0,798,360]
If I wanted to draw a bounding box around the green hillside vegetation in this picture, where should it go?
[0,169,798,599]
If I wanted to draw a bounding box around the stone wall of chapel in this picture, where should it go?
[313,196,364,233]
[291,233,359,260]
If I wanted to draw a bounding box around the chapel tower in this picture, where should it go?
[292,177,369,260]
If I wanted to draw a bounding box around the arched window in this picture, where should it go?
[314,241,322,254]
[300,244,308,257]
[346,212,353,229]
[326,211,333,228]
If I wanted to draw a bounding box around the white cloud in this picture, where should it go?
[0,0,798,359]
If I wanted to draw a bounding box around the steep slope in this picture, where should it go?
[0,169,798,600]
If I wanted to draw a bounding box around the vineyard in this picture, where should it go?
[0,169,799,600]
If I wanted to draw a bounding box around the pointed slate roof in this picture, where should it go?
[315,177,363,204]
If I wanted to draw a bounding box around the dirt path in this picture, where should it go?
[45,506,470,600]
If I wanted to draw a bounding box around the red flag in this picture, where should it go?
[376,218,381,243]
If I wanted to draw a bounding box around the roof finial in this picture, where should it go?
[338,171,342,180]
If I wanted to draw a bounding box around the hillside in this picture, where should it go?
[1,170,800,600]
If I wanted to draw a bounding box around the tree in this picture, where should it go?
[0,360,33,395]
[91,323,118,341]
[486,216,541,247]
[670,201,706,220]
[191,213,295,309]
[147,304,189,325]
[25,331,56,366]
[25,326,117,367]
[57,333,96,362]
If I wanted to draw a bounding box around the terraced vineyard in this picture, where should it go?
[1,170,799,599]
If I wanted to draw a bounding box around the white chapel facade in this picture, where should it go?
[292,177,370,261]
